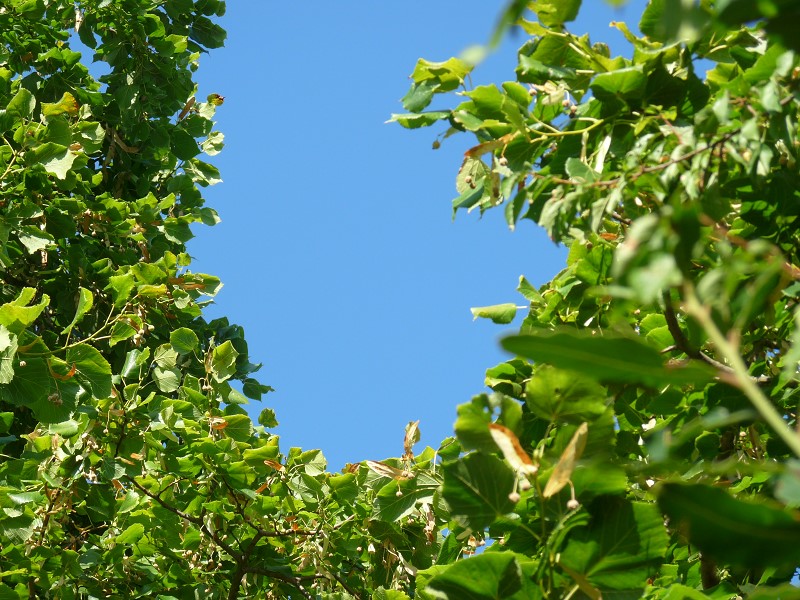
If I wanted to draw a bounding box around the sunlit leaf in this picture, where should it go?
[543,422,587,498]
[488,423,537,475]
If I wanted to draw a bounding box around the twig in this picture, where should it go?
[661,291,771,383]
[683,283,800,457]
[127,477,241,561]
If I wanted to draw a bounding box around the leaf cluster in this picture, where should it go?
[391,0,800,598]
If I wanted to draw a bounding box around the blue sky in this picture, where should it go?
[188,1,647,469]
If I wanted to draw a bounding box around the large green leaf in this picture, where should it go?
[6,88,35,119]
[441,453,516,530]
[66,344,112,399]
[454,394,522,452]
[531,0,581,27]
[0,288,49,335]
[525,365,607,423]
[425,553,536,600]
[373,473,438,522]
[0,357,49,406]
[170,327,199,354]
[410,57,473,92]
[657,483,800,566]
[591,66,647,101]
[559,497,668,591]
[210,340,238,382]
[502,328,714,387]
[30,379,79,423]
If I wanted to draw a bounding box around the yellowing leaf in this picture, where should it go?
[209,416,227,430]
[42,92,79,117]
[489,423,538,475]
[403,420,420,459]
[543,423,588,498]
[366,460,413,480]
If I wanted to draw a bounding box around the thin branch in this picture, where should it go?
[127,477,242,561]
[683,283,800,457]
[127,477,202,525]
[661,291,771,383]
[245,567,315,600]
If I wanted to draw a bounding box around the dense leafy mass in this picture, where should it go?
[0,1,462,598]
[390,0,800,598]
[2,0,800,598]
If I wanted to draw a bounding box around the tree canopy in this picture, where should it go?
[1,0,799,598]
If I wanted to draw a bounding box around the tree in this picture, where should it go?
[389,0,800,598]
[3,0,800,599]
[0,2,460,598]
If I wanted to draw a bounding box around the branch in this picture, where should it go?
[127,477,242,561]
[661,291,771,383]
[683,284,800,457]
[245,567,316,600]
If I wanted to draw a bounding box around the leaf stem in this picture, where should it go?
[683,284,800,457]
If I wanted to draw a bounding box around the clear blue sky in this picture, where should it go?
[188,1,647,469]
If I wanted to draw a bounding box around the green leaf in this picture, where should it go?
[109,320,137,347]
[6,88,35,119]
[184,158,221,186]
[153,365,181,392]
[0,412,13,434]
[373,589,412,600]
[48,419,80,437]
[106,273,136,307]
[425,553,524,600]
[456,157,490,195]
[8,0,44,19]
[0,288,49,335]
[210,340,238,382]
[39,146,77,179]
[61,288,93,334]
[470,303,517,324]
[402,80,438,112]
[441,452,516,530]
[525,366,607,423]
[17,225,53,253]
[0,325,18,384]
[531,0,582,27]
[243,377,273,400]
[559,497,668,591]
[0,357,49,406]
[374,473,438,522]
[502,328,715,387]
[171,128,200,160]
[657,483,800,567]
[411,57,473,92]
[454,394,521,452]
[564,157,597,183]
[66,343,112,399]
[590,66,647,101]
[170,327,199,354]
[30,378,79,423]
[115,523,146,544]
[222,414,253,442]
[258,407,278,428]
[387,111,450,129]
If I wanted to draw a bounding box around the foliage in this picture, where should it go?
[4,0,800,599]
[0,1,467,598]
[391,0,800,598]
